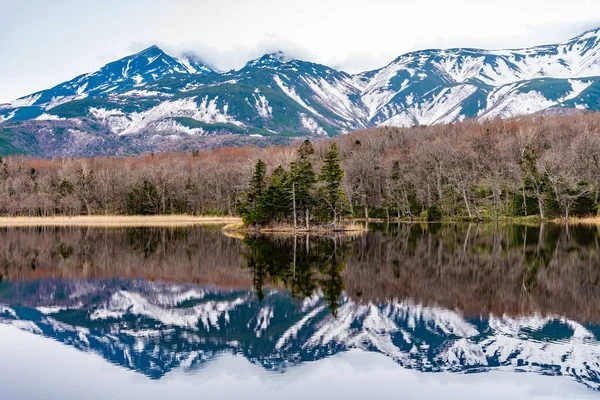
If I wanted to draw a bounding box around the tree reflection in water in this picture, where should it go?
[242,235,351,317]
[0,223,599,321]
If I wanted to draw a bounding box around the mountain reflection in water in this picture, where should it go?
[0,223,599,392]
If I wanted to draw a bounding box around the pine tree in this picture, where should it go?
[319,143,348,227]
[290,140,317,228]
[297,139,315,159]
[260,166,291,222]
[249,159,267,208]
[239,159,270,225]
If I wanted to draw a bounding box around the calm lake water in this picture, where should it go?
[1,223,600,399]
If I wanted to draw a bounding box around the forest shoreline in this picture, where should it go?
[0,215,241,227]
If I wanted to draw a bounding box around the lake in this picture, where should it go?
[0,223,599,399]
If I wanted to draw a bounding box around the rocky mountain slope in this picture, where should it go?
[2,28,600,156]
[1,279,599,390]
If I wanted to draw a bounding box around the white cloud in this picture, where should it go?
[1,0,600,102]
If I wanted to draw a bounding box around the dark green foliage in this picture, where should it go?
[249,159,267,207]
[239,159,271,225]
[259,166,292,220]
[290,140,317,225]
[427,204,443,222]
[318,143,349,224]
[126,180,161,215]
[239,141,351,227]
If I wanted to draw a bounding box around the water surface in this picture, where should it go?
[1,223,599,398]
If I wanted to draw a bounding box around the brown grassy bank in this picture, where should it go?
[0,215,241,227]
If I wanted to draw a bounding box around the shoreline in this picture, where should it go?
[556,217,600,225]
[222,221,368,236]
[0,215,242,227]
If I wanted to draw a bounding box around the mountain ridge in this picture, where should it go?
[1,279,599,390]
[1,28,600,157]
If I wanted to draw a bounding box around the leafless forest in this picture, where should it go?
[2,113,600,220]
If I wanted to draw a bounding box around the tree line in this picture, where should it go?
[1,112,600,221]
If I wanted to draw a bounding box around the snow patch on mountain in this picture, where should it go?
[253,89,272,119]
[563,79,594,101]
[390,301,479,337]
[117,89,174,98]
[90,290,247,329]
[437,338,488,368]
[153,120,205,136]
[90,96,244,135]
[276,305,326,350]
[254,306,274,337]
[381,85,478,127]
[302,76,368,123]
[0,305,17,318]
[45,93,89,110]
[483,89,555,119]
[0,110,16,123]
[35,113,66,121]
[359,64,409,120]
[300,113,327,136]
[273,75,323,118]
[156,288,206,306]
[11,93,42,108]
[433,55,486,83]
[37,306,70,314]
[3,319,42,334]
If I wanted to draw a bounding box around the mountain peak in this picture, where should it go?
[245,51,295,68]
[133,45,165,57]
[264,51,293,62]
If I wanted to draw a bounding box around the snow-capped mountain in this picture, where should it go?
[4,46,215,116]
[1,28,600,156]
[1,279,599,390]
[357,28,600,126]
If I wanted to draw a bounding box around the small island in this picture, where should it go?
[234,140,367,233]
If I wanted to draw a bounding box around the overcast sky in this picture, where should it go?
[1,0,600,103]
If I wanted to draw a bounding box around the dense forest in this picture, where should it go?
[1,113,600,222]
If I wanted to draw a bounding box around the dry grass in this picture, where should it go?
[553,217,600,225]
[0,215,241,227]
[259,222,368,233]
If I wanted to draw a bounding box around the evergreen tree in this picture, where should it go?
[249,159,267,208]
[259,166,292,222]
[127,180,161,215]
[290,140,317,228]
[239,159,271,225]
[427,203,443,221]
[319,143,348,227]
[297,139,315,159]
